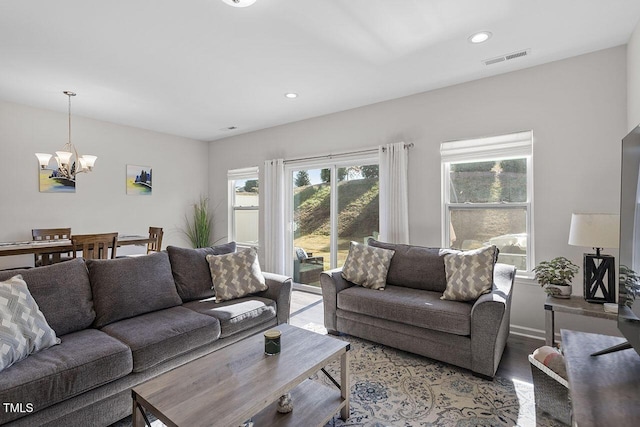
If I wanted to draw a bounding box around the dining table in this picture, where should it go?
[0,234,154,258]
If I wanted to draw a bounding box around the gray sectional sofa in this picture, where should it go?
[0,245,292,427]
[321,240,515,378]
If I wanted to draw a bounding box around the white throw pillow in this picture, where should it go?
[0,275,60,371]
[206,247,267,302]
[441,246,497,301]
[341,241,395,290]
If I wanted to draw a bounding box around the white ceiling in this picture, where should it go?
[1,0,640,142]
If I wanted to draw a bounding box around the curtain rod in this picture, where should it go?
[282,142,413,165]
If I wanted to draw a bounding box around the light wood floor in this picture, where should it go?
[289,289,544,383]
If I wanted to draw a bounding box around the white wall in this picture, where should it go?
[208,46,628,339]
[0,100,209,268]
[629,19,640,130]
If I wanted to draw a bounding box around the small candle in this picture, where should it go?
[264,329,281,355]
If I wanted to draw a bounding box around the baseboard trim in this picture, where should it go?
[510,324,545,341]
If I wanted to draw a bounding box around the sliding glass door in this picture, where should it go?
[286,155,379,291]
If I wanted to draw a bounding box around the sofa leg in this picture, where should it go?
[472,371,494,381]
[327,329,340,336]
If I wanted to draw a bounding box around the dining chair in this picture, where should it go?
[147,227,163,254]
[71,232,119,260]
[32,227,72,266]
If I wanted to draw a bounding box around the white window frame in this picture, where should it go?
[440,130,534,276]
[228,166,259,248]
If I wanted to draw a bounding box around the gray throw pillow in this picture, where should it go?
[87,252,183,328]
[441,245,497,301]
[0,275,60,371]
[206,247,267,302]
[0,258,95,336]
[167,242,237,302]
[341,241,395,290]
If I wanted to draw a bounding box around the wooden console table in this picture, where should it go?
[544,295,616,347]
[561,330,640,427]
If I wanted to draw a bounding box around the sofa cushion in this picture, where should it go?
[441,245,497,301]
[0,258,95,336]
[100,306,220,372]
[0,275,60,371]
[207,247,268,302]
[87,252,183,328]
[337,285,472,336]
[367,239,449,293]
[167,242,237,302]
[341,241,395,290]
[0,328,131,423]
[183,296,277,338]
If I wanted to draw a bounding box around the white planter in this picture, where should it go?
[544,283,572,299]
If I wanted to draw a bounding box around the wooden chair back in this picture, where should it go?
[32,227,71,266]
[71,232,119,260]
[147,227,163,254]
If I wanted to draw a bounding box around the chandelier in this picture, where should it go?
[221,0,257,7]
[35,91,97,180]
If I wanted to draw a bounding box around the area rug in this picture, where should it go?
[308,325,559,427]
[115,324,561,427]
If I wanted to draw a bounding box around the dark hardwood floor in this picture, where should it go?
[289,289,544,383]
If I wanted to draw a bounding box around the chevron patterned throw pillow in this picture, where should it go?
[341,241,395,290]
[441,245,497,301]
[206,247,267,302]
[1,275,60,371]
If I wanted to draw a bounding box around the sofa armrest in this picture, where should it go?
[320,268,355,334]
[470,263,516,377]
[257,272,293,325]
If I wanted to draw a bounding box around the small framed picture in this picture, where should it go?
[126,164,152,195]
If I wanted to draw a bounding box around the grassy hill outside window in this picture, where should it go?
[284,151,380,291]
[440,131,534,275]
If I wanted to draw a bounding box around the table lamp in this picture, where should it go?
[568,213,620,303]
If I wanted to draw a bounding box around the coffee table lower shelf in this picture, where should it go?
[251,379,346,427]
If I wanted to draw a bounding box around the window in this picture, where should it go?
[441,131,533,274]
[228,167,259,247]
[284,153,379,290]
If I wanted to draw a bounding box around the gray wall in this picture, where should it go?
[208,46,628,339]
[0,100,209,268]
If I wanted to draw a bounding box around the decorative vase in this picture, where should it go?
[544,283,572,299]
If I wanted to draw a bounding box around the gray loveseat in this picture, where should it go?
[321,240,515,378]
[0,244,291,426]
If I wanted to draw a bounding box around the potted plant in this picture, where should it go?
[182,196,213,248]
[533,256,580,298]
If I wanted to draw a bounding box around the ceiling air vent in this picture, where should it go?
[483,49,531,66]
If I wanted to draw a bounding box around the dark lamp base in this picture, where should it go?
[583,253,615,304]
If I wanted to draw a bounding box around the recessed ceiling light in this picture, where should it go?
[221,0,257,7]
[284,93,298,99]
[468,31,492,44]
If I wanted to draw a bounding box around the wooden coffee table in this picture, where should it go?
[131,324,350,427]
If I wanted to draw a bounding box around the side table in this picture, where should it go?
[544,295,616,347]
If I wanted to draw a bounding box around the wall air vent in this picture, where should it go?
[483,49,531,66]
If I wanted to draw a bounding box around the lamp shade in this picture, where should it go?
[55,150,73,166]
[568,213,620,249]
[35,153,52,169]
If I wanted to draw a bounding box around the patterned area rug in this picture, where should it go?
[115,323,562,427]
[309,327,560,427]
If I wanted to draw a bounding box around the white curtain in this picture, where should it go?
[379,142,410,244]
[263,158,286,274]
